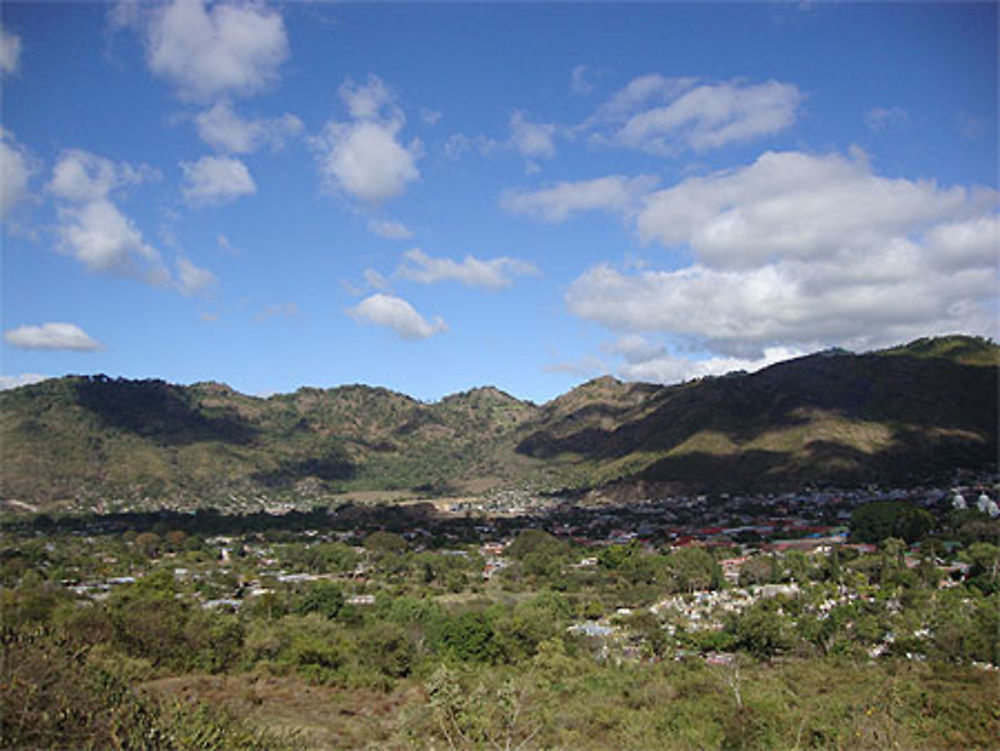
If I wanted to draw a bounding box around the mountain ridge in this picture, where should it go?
[2,335,997,512]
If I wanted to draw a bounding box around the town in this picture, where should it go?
[4,475,999,748]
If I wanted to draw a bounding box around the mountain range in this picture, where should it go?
[1,335,997,513]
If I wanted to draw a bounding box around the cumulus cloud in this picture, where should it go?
[175,256,217,295]
[314,75,421,204]
[0,373,49,391]
[339,75,397,121]
[195,99,303,153]
[348,293,446,339]
[4,322,103,351]
[55,199,168,282]
[368,218,413,240]
[396,248,539,289]
[142,0,288,101]
[0,23,22,76]
[180,155,256,205]
[49,150,216,292]
[49,149,154,203]
[510,111,556,160]
[0,129,34,219]
[635,150,988,267]
[567,149,999,365]
[502,174,659,223]
[586,75,802,155]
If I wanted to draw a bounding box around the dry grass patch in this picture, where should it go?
[142,673,421,750]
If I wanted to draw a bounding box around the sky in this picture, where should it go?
[1,1,997,404]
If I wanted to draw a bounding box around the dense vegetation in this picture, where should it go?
[2,497,998,749]
[1,336,997,512]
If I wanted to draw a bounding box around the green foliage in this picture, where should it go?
[363,531,407,556]
[291,581,344,619]
[665,547,723,592]
[506,528,568,560]
[440,610,501,663]
[728,599,794,659]
[357,621,415,681]
[0,628,298,750]
[851,500,935,544]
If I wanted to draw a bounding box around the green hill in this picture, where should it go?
[1,335,996,511]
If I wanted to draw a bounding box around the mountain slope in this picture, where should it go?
[514,338,997,492]
[1,336,996,511]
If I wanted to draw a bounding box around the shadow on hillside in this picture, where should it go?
[515,355,997,466]
[74,376,258,446]
[251,453,357,488]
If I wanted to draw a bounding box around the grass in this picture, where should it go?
[137,658,1000,750]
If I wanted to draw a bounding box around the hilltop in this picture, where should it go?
[1,335,997,512]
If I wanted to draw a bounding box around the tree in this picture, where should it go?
[963,542,1000,594]
[358,621,415,679]
[441,611,500,663]
[292,581,344,619]
[739,556,777,587]
[729,600,793,659]
[851,501,934,544]
[666,547,722,593]
[506,529,568,561]
[363,531,407,557]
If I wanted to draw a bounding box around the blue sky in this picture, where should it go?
[1,1,997,403]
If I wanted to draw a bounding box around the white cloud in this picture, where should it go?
[636,150,986,267]
[368,218,413,240]
[924,216,1000,269]
[4,322,103,351]
[0,23,22,76]
[48,150,207,290]
[313,75,421,205]
[619,346,807,385]
[586,75,802,155]
[317,120,420,204]
[502,174,659,223]
[339,75,397,121]
[396,248,539,289]
[144,0,288,101]
[866,106,908,131]
[56,199,168,282]
[195,99,302,154]
[589,74,695,125]
[566,149,1000,362]
[510,111,556,160]
[348,293,446,339]
[49,149,154,203]
[363,268,389,290]
[180,155,256,206]
[0,374,49,391]
[175,256,217,295]
[0,129,34,219]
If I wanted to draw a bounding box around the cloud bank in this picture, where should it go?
[563,149,998,376]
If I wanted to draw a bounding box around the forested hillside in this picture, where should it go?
[1,336,996,511]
